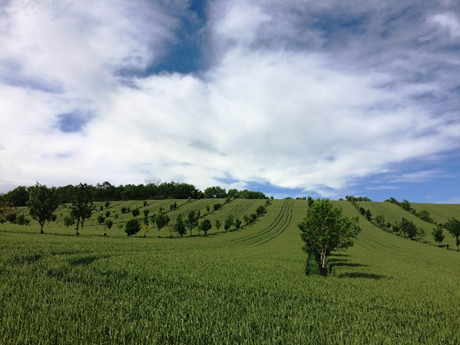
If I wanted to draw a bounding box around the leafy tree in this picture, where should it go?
[132,208,140,218]
[27,183,60,234]
[206,205,210,214]
[256,205,266,217]
[215,219,222,232]
[199,219,212,236]
[155,212,170,237]
[141,223,149,237]
[213,203,221,211]
[105,210,111,218]
[224,214,234,232]
[250,213,258,223]
[401,199,411,212]
[70,183,96,235]
[6,212,17,224]
[432,224,444,244]
[0,196,15,224]
[444,217,460,247]
[104,219,113,236]
[374,215,386,229]
[17,214,30,226]
[365,209,372,222]
[4,186,29,206]
[418,209,433,223]
[185,210,200,236]
[204,186,227,198]
[63,215,76,228]
[243,214,250,226]
[105,201,110,209]
[125,218,140,236]
[399,218,418,239]
[97,214,105,225]
[121,206,127,214]
[235,218,242,230]
[307,196,314,207]
[174,214,187,237]
[297,199,361,277]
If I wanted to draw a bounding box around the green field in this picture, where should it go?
[1,199,459,344]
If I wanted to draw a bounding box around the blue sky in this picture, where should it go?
[0,0,459,202]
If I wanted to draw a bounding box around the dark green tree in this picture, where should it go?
[444,217,460,247]
[399,218,418,239]
[125,218,140,236]
[174,214,187,237]
[199,219,212,236]
[432,224,444,244]
[235,218,242,230]
[27,183,60,234]
[97,214,105,225]
[185,210,200,237]
[155,211,170,237]
[104,219,113,236]
[215,219,222,232]
[297,199,361,277]
[70,183,96,235]
[132,208,140,218]
[63,214,76,228]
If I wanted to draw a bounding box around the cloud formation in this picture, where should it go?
[0,0,459,201]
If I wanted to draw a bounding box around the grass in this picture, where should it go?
[0,199,459,343]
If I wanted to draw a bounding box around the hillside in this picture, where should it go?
[0,199,459,343]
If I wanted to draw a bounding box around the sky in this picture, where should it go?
[0,0,460,202]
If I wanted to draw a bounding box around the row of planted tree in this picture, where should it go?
[346,196,460,249]
[0,182,271,237]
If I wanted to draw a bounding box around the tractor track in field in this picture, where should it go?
[230,199,294,246]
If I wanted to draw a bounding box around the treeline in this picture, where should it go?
[1,181,268,207]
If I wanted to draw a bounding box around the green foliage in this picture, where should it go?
[125,218,140,236]
[432,225,444,244]
[444,217,460,246]
[132,208,140,218]
[215,219,222,232]
[213,203,221,211]
[185,210,200,236]
[398,218,418,239]
[105,210,111,218]
[105,201,110,209]
[235,218,242,230]
[27,183,60,234]
[174,214,187,237]
[199,219,212,236]
[97,214,105,225]
[307,196,314,207]
[298,199,361,277]
[70,183,96,235]
[155,212,170,237]
[63,215,76,228]
[256,205,266,217]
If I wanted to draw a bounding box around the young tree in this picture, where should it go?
[104,219,113,236]
[27,183,60,234]
[0,196,15,224]
[63,214,76,229]
[235,218,242,230]
[185,210,200,236]
[444,217,460,247]
[256,205,266,217]
[132,208,140,218]
[125,218,140,236]
[70,183,96,235]
[243,214,250,226]
[215,219,222,232]
[432,224,444,244]
[399,218,418,239]
[97,214,105,225]
[174,214,187,237]
[155,211,170,237]
[199,219,212,236]
[297,199,361,277]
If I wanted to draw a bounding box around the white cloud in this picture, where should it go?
[0,0,459,200]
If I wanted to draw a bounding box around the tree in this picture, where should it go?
[63,214,76,228]
[444,217,460,247]
[235,218,242,230]
[215,219,222,232]
[0,196,15,224]
[399,218,418,239]
[70,183,96,235]
[432,224,444,244]
[104,219,113,236]
[297,199,361,277]
[213,203,221,212]
[97,214,105,225]
[243,214,250,226]
[27,183,60,234]
[307,196,314,207]
[174,214,187,237]
[185,210,200,236]
[224,214,234,232]
[155,211,170,237]
[125,218,140,236]
[256,205,266,217]
[132,208,140,218]
[199,219,212,236]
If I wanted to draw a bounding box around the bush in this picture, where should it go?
[125,219,140,236]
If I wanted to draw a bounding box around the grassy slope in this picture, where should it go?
[0,199,459,344]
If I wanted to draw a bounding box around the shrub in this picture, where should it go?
[125,219,140,236]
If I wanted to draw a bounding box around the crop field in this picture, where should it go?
[1,199,459,344]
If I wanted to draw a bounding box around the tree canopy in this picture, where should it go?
[298,199,361,277]
[27,183,60,234]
